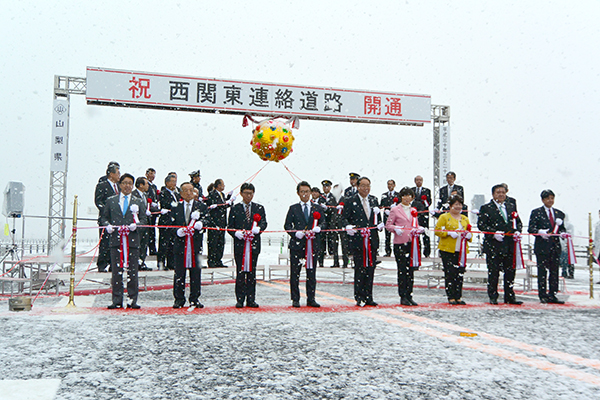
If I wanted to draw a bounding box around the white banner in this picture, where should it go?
[438,125,451,185]
[50,99,69,172]
[86,67,431,126]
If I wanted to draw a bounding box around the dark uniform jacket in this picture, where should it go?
[477,200,521,255]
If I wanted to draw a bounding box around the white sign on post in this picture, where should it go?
[86,67,431,126]
[50,99,69,172]
[438,125,451,184]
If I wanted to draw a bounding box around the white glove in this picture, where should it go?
[295,231,305,239]
[145,209,152,216]
[538,229,549,239]
[431,209,438,216]
[130,204,139,214]
[160,209,169,215]
[191,211,200,221]
[235,231,244,240]
[312,226,321,234]
[494,231,504,242]
[416,226,425,234]
[377,222,384,231]
[226,199,234,205]
[194,221,203,230]
[151,202,158,208]
[560,232,569,239]
[336,205,344,210]
[385,210,390,216]
[555,218,563,226]
[373,207,380,215]
[345,225,356,236]
[177,228,186,237]
[471,209,480,215]
[394,228,403,236]
[106,225,114,234]
[128,223,136,231]
[448,231,459,239]
[230,195,237,203]
[227,190,234,197]
[209,204,218,210]
[171,201,178,208]
[465,232,472,240]
[251,226,260,235]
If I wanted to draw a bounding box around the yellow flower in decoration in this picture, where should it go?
[250,119,295,162]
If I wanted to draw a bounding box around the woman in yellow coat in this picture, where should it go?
[434,195,473,305]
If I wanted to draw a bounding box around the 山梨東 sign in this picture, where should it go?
[86,67,431,126]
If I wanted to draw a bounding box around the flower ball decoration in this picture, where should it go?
[250,119,295,162]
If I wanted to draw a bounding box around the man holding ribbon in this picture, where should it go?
[342,176,385,307]
[478,184,523,305]
[228,183,267,308]
[528,190,568,304]
[411,175,432,257]
[172,182,209,309]
[284,181,324,308]
[100,173,147,309]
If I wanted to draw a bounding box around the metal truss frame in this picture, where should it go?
[431,104,450,206]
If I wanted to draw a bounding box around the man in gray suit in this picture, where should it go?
[100,173,147,309]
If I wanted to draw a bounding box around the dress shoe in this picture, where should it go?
[540,297,549,304]
[400,298,413,306]
[547,296,565,304]
[449,299,458,305]
[292,300,301,308]
[307,300,321,308]
[365,300,378,306]
[247,302,259,308]
[505,299,523,305]
[356,300,364,307]
[173,303,183,309]
[107,304,122,309]
[190,302,204,309]
[235,301,244,308]
[489,299,498,305]
[408,298,418,306]
[456,300,466,305]
[127,303,141,309]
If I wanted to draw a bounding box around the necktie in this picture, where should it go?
[362,197,369,217]
[220,192,224,202]
[185,203,191,224]
[548,209,554,227]
[500,204,507,222]
[418,188,421,197]
[303,203,309,223]
[245,203,251,222]
[113,183,118,194]
[122,195,128,216]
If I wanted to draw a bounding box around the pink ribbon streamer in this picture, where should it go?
[512,234,525,269]
[458,232,468,267]
[566,234,577,265]
[242,222,257,272]
[118,225,130,269]
[409,214,421,268]
[183,219,196,269]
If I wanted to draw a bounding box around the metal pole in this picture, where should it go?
[66,195,78,308]
[589,212,594,299]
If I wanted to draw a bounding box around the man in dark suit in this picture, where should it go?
[437,171,464,210]
[477,184,523,305]
[528,189,566,304]
[145,168,159,256]
[207,179,232,268]
[228,182,267,308]
[157,174,180,270]
[341,176,385,307]
[100,173,147,309]
[284,182,325,308]
[132,176,153,271]
[411,175,432,257]
[94,163,120,272]
[344,172,360,197]
[172,182,209,309]
[380,179,399,257]
[317,180,339,267]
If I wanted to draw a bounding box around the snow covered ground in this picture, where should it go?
[2,251,600,399]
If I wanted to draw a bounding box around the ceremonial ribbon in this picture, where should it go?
[183,218,197,269]
[458,223,472,268]
[242,229,255,272]
[359,228,373,267]
[552,219,562,234]
[512,233,525,269]
[511,211,518,230]
[421,194,429,208]
[566,234,577,265]
[409,208,421,268]
[337,202,344,215]
[118,225,130,269]
[304,213,320,270]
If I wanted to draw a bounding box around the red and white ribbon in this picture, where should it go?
[458,232,469,267]
[118,225,130,269]
[337,202,344,215]
[512,233,525,269]
[359,228,373,267]
[304,213,320,270]
[183,218,197,269]
[242,228,255,272]
[409,208,421,268]
[566,234,577,265]
[421,195,429,208]
[511,211,518,230]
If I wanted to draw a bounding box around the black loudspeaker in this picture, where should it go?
[3,181,25,218]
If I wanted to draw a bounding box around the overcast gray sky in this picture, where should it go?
[1,1,599,240]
